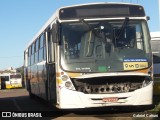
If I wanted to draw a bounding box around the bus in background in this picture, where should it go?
[151,32,160,95]
[24,3,153,109]
[0,73,22,89]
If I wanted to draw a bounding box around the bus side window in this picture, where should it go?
[43,32,46,61]
[47,30,55,62]
[35,39,39,63]
[39,34,44,62]
[31,44,35,65]
[28,46,31,66]
[6,76,9,81]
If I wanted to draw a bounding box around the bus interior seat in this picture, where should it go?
[80,30,94,58]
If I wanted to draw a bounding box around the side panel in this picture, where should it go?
[24,67,28,90]
[30,65,40,96]
[38,61,47,100]
[9,78,22,88]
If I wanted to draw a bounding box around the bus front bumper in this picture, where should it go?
[57,82,153,109]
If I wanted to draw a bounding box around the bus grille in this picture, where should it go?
[71,76,145,94]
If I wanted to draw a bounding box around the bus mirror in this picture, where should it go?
[147,16,150,21]
[52,24,58,43]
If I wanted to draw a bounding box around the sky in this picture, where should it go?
[0,0,159,70]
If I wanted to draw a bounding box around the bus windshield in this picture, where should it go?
[60,20,152,72]
[10,74,21,79]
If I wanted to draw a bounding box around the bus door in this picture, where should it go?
[46,28,56,103]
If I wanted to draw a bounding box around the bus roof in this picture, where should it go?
[24,2,145,50]
[59,2,141,9]
[59,3,145,20]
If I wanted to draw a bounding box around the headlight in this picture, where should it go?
[61,75,68,81]
[65,81,72,88]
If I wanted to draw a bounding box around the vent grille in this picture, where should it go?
[71,76,144,94]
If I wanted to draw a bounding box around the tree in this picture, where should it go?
[16,66,24,76]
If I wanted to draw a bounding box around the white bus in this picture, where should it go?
[151,32,160,95]
[0,73,22,89]
[24,3,153,109]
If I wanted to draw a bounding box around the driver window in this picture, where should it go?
[62,29,81,59]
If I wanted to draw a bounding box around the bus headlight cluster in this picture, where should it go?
[65,80,75,90]
[61,75,68,81]
[61,74,75,90]
[65,81,72,88]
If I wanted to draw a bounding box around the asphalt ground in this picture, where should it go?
[0,88,159,120]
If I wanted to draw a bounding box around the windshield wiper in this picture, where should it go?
[115,17,129,40]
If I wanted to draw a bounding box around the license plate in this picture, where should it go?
[102,97,118,102]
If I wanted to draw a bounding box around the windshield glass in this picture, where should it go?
[60,20,152,72]
[10,74,21,79]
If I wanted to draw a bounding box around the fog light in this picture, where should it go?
[65,81,72,88]
[61,75,68,81]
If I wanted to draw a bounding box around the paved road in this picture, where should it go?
[0,88,159,120]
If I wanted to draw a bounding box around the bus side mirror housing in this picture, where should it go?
[52,23,59,43]
[147,16,150,21]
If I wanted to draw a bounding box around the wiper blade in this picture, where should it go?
[115,17,129,40]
